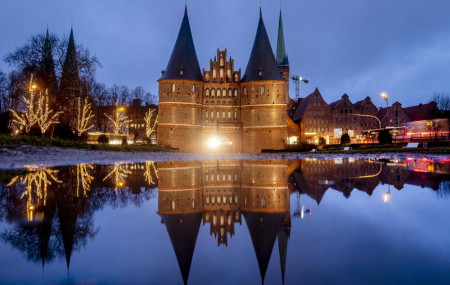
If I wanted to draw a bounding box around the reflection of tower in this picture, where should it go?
[241,160,290,284]
[201,160,242,246]
[278,212,291,285]
[158,161,203,285]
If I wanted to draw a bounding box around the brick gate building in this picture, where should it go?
[157,6,289,153]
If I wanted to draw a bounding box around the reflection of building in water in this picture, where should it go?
[202,160,242,246]
[290,158,450,204]
[157,159,290,285]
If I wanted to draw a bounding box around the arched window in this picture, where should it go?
[243,87,247,95]
[223,89,226,97]
[220,57,224,66]
[233,89,238,97]
[205,89,210,97]
[211,89,216,97]
[192,85,196,93]
[220,69,224,79]
[260,85,265,95]
[213,69,216,80]
[171,84,175,93]
[217,89,221,97]
[228,89,232,97]
[227,69,231,79]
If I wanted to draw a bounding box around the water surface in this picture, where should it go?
[0,158,449,284]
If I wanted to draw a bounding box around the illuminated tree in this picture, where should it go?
[9,75,39,133]
[144,109,158,138]
[104,104,131,134]
[35,89,62,136]
[76,97,94,136]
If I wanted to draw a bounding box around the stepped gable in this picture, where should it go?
[291,88,321,121]
[242,8,286,82]
[243,211,285,284]
[159,6,202,81]
[276,10,289,67]
[161,213,202,285]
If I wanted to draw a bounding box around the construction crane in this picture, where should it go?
[290,75,309,100]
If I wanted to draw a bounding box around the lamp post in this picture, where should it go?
[381,92,388,108]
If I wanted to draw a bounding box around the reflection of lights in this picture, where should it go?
[383,192,391,203]
[103,162,132,190]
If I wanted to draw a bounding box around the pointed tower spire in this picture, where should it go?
[37,27,58,105]
[160,6,202,81]
[276,10,289,66]
[242,7,285,82]
[60,27,81,93]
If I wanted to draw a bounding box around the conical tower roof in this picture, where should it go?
[242,8,286,82]
[60,28,81,91]
[37,29,58,101]
[161,213,202,285]
[160,6,202,81]
[276,10,289,66]
[243,211,285,284]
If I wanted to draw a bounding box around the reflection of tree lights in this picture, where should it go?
[103,162,132,190]
[144,161,158,186]
[77,164,94,197]
[8,167,62,221]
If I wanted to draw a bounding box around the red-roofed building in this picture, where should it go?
[291,88,332,144]
[377,102,410,128]
[403,101,443,122]
[329,94,361,143]
[354,96,379,129]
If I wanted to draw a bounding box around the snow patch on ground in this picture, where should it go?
[0,146,448,171]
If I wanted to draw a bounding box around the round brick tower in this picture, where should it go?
[157,6,203,152]
[241,8,289,153]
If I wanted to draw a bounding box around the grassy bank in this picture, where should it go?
[0,134,177,152]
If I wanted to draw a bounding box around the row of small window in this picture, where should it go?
[205,71,240,82]
[205,195,239,206]
[340,109,353,114]
[205,173,238,182]
[130,123,145,128]
[310,110,326,116]
[306,119,329,125]
[305,128,330,132]
[205,110,237,119]
[205,88,238,97]
[336,117,358,123]
[205,101,238,105]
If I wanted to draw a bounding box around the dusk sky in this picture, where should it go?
[1,0,450,107]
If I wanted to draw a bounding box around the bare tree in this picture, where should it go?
[0,71,8,113]
[431,93,450,111]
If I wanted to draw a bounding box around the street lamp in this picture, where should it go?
[381,92,388,108]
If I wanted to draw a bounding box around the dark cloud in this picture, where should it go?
[1,0,449,107]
